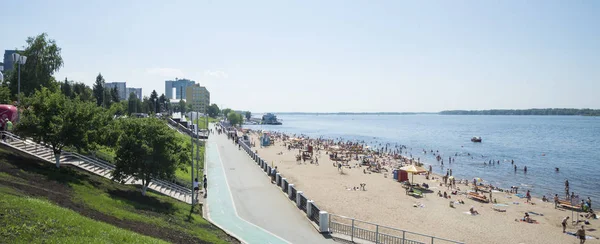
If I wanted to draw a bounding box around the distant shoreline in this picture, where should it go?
[265,108,600,116]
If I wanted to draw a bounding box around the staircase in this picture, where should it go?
[0,131,197,204]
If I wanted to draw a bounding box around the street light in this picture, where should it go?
[12,53,27,122]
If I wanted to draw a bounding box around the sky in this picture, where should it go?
[1,0,599,113]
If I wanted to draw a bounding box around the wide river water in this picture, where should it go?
[245,114,600,203]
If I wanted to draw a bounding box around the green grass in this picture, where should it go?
[173,129,205,187]
[69,180,225,243]
[0,189,166,244]
[193,117,219,129]
[95,146,116,163]
[0,147,234,244]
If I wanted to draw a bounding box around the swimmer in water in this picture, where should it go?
[555,167,559,172]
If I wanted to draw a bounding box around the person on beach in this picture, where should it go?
[554,194,559,209]
[526,190,531,203]
[587,197,592,209]
[576,226,586,244]
[562,216,570,233]
[566,179,570,198]
[271,166,278,183]
[469,206,479,215]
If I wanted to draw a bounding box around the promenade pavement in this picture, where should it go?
[206,126,334,244]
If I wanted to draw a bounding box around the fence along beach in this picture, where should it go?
[243,128,599,244]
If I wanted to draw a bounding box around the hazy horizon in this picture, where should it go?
[1,1,598,112]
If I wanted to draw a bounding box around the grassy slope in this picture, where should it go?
[0,147,235,244]
[193,117,220,130]
[87,119,204,188]
[173,128,205,187]
[0,187,166,244]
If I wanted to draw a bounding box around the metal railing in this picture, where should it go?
[282,179,289,193]
[1,131,192,199]
[290,186,297,201]
[329,214,464,244]
[309,202,320,225]
[299,194,308,213]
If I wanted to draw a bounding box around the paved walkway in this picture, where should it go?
[205,126,334,244]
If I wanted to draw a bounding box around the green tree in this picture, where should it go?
[110,87,120,103]
[92,73,105,106]
[108,102,125,118]
[16,88,97,167]
[222,108,232,118]
[179,99,187,114]
[245,111,251,120]
[8,33,63,98]
[60,78,72,98]
[207,104,220,118]
[71,82,93,102]
[158,93,166,113]
[127,92,139,114]
[150,90,159,114]
[111,118,188,196]
[227,112,243,126]
[0,85,12,104]
[102,89,112,108]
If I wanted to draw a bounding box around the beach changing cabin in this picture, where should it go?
[261,132,271,147]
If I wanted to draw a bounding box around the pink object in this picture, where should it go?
[0,105,18,127]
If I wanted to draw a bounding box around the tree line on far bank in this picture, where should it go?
[1,33,230,196]
[440,108,600,116]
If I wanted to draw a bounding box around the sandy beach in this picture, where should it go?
[244,131,599,244]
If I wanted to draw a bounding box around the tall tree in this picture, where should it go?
[227,112,243,126]
[8,33,63,98]
[16,88,97,167]
[0,85,11,104]
[110,87,120,103]
[60,77,72,98]
[111,118,188,196]
[179,99,187,114]
[92,73,105,106]
[142,96,152,114]
[207,104,220,118]
[127,92,138,114]
[158,94,166,113]
[103,89,112,108]
[71,82,93,102]
[150,90,159,113]
[222,108,232,118]
[245,111,251,120]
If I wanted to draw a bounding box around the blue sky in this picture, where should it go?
[1,0,598,112]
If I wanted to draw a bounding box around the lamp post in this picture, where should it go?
[12,53,27,122]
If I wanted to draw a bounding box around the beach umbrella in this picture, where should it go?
[399,165,428,184]
[474,177,483,182]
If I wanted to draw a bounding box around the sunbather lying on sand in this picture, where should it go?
[470,206,479,215]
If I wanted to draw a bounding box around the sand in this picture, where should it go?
[246,132,599,244]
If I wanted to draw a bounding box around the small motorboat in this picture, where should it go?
[471,137,482,143]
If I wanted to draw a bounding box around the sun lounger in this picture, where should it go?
[468,192,490,203]
[559,203,583,211]
[409,189,424,198]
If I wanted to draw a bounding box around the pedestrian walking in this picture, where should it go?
[562,216,570,233]
[576,226,586,244]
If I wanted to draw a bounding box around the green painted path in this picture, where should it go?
[205,139,290,244]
